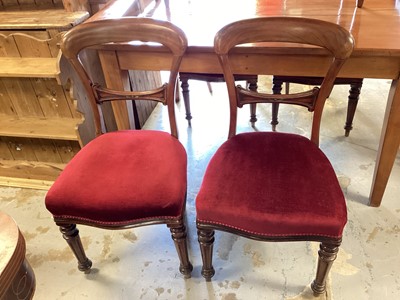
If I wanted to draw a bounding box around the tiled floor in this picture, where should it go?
[1,77,399,299]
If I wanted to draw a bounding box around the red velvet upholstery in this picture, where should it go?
[196,132,347,239]
[46,130,187,226]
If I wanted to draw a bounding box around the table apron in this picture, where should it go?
[117,51,400,80]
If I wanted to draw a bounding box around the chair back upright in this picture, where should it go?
[214,17,354,145]
[61,17,188,138]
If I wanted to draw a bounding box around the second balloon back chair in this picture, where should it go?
[196,17,353,295]
[45,18,193,277]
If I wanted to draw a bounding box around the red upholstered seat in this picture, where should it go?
[196,132,347,239]
[46,130,187,226]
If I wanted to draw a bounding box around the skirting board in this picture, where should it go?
[0,176,53,190]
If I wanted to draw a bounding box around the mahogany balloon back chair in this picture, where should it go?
[196,17,354,295]
[45,18,193,277]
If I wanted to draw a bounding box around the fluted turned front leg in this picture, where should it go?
[168,220,193,278]
[197,227,215,281]
[58,223,92,273]
[311,241,341,295]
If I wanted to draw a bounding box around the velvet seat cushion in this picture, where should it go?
[196,132,347,239]
[45,130,187,226]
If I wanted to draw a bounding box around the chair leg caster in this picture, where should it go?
[344,126,352,137]
[201,267,215,281]
[78,258,93,273]
[180,262,194,278]
[311,280,326,295]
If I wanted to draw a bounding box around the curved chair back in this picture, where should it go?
[214,17,354,144]
[61,17,188,138]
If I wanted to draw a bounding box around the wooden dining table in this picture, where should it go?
[86,0,400,207]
